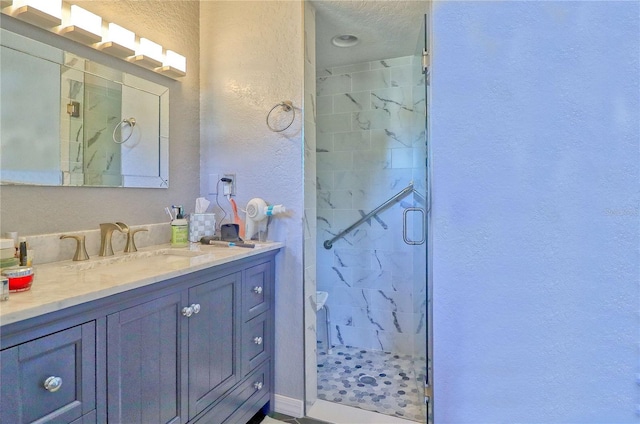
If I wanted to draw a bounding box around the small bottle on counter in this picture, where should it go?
[19,237,28,266]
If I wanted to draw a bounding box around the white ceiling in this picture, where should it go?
[311,0,429,69]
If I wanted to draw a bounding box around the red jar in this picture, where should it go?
[2,266,34,292]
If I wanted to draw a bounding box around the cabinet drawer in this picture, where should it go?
[194,361,270,424]
[243,262,271,322]
[241,312,270,376]
[0,322,96,424]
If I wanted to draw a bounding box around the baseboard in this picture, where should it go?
[273,394,304,418]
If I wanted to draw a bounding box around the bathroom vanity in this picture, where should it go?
[0,243,281,424]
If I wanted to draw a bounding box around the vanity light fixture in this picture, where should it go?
[98,22,135,58]
[157,50,186,78]
[1,0,186,79]
[59,5,102,45]
[10,0,62,28]
[131,37,163,69]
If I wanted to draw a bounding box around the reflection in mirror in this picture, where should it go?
[0,28,169,188]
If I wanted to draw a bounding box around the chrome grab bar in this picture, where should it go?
[324,182,417,250]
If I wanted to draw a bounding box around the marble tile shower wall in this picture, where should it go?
[316,56,426,355]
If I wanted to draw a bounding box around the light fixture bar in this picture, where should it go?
[11,0,62,28]
[59,5,102,44]
[1,1,186,79]
[131,37,163,69]
[98,23,135,58]
[157,50,186,77]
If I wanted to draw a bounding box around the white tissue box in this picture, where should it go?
[188,213,216,242]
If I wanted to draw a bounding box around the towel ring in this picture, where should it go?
[112,118,137,144]
[266,101,295,132]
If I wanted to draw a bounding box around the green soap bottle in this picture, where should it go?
[171,205,189,247]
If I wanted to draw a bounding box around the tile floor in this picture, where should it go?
[316,345,426,422]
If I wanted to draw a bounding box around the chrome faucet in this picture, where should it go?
[99,222,127,256]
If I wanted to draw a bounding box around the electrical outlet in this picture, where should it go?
[223,173,236,196]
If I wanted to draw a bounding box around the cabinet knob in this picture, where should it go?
[253,286,263,294]
[253,336,263,345]
[43,376,63,392]
[253,381,263,391]
[182,304,201,317]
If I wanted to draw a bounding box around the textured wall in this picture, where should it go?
[199,0,305,404]
[431,1,639,421]
[0,1,200,235]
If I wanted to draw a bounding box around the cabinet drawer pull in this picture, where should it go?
[253,336,263,345]
[43,376,63,392]
[182,306,193,317]
[253,286,263,294]
[253,381,263,391]
[191,303,201,314]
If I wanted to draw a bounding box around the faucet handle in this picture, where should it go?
[115,222,130,232]
[124,228,148,253]
[60,235,90,261]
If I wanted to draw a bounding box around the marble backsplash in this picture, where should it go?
[17,222,171,265]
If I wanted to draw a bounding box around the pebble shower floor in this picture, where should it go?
[317,345,427,422]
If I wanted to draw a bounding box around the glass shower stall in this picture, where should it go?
[303,3,431,423]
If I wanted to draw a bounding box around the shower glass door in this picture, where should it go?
[410,12,430,423]
[311,11,430,423]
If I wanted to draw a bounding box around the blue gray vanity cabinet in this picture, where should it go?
[0,322,97,423]
[0,249,277,424]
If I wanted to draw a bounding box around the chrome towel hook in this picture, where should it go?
[266,101,295,132]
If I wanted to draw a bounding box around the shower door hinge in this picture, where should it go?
[424,382,432,404]
[422,49,430,75]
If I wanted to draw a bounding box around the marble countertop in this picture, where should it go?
[0,242,283,326]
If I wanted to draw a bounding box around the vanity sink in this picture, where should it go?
[61,247,213,272]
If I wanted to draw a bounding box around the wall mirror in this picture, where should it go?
[0,28,169,188]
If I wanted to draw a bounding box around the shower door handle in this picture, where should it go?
[403,207,426,245]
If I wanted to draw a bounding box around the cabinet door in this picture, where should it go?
[0,322,96,424]
[188,272,240,419]
[107,292,187,424]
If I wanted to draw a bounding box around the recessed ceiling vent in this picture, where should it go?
[331,34,359,48]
